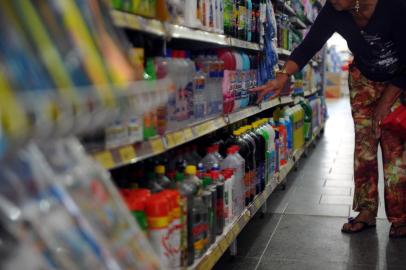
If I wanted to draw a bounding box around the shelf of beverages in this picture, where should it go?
[91,98,282,170]
[190,123,324,270]
[111,10,261,51]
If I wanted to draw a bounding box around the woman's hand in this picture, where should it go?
[251,75,289,103]
[373,84,402,139]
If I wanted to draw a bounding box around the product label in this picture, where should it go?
[238,6,246,30]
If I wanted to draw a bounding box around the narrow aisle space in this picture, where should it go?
[214,97,406,270]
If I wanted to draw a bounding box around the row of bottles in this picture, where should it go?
[0,138,162,270]
[105,49,261,148]
[111,0,273,43]
[111,98,326,267]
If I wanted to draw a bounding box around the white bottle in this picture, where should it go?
[223,170,234,224]
[184,0,202,28]
[221,146,245,216]
[263,119,276,178]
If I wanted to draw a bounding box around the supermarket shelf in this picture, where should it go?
[304,88,319,97]
[276,48,291,57]
[191,123,325,270]
[92,98,282,170]
[165,24,228,46]
[110,10,165,36]
[229,37,261,51]
[111,10,261,51]
[276,1,297,17]
[280,95,294,104]
[291,17,307,29]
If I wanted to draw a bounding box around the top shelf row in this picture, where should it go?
[112,10,262,51]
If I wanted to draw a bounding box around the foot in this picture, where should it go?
[342,211,376,233]
[389,223,406,238]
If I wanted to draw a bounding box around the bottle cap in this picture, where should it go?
[233,129,241,136]
[155,165,166,174]
[211,171,220,181]
[207,146,216,153]
[185,165,197,175]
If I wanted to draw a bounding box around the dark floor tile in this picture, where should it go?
[213,254,258,270]
[285,201,350,217]
[235,213,282,258]
[257,258,386,270]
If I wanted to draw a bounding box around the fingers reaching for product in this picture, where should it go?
[251,79,283,104]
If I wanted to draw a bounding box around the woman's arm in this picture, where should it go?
[253,2,336,102]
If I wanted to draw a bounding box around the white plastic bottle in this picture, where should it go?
[262,118,276,178]
[221,146,245,216]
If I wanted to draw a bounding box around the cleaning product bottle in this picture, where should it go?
[246,0,253,42]
[145,194,171,268]
[201,146,221,172]
[155,165,174,189]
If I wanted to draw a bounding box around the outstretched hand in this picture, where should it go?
[251,77,287,104]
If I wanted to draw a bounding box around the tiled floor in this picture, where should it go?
[213,98,406,270]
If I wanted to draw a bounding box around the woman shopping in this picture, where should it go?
[254,0,406,237]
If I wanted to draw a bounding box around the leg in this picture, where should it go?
[381,101,406,236]
[342,67,384,232]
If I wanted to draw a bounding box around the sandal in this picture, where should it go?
[389,224,406,238]
[341,217,376,234]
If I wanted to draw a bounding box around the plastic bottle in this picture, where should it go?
[277,120,287,166]
[211,143,224,164]
[246,124,265,193]
[201,174,217,245]
[185,0,202,28]
[218,50,236,114]
[155,165,174,189]
[239,53,250,108]
[211,171,225,235]
[233,52,243,111]
[145,194,171,268]
[193,66,207,120]
[174,172,193,266]
[201,146,221,172]
[160,190,181,269]
[300,99,313,141]
[237,0,247,40]
[222,169,234,224]
[252,121,267,191]
[222,145,245,216]
[246,0,253,42]
[224,0,234,35]
[262,118,276,178]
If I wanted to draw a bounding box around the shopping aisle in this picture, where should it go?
[214,97,406,270]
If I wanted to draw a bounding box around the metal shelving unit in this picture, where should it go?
[111,10,261,51]
[190,124,325,270]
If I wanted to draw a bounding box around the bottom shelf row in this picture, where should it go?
[191,124,324,270]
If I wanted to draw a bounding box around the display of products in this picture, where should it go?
[1,0,326,268]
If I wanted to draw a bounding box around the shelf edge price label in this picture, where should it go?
[119,146,136,164]
[125,14,141,29]
[173,131,185,145]
[166,133,176,148]
[195,121,215,136]
[183,128,194,141]
[150,138,164,154]
[218,237,229,252]
[94,151,115,169]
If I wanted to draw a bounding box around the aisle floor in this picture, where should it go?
[214,97,406,270]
